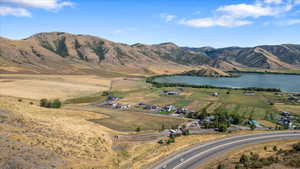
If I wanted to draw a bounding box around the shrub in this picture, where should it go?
[158,139,164,144]
[218,124,228,132]
[235,164,241,169]
[293,142,300,151]
[52,99,62,108]
[240,154,249,164]
[40,98,62,108]
[273,146,278,152]
[217,163,226,169]
[102,91,110,96]
[40,98,48,107]
[250,124,256,130]
[136,126,141,132]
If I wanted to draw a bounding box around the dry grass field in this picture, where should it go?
[0,74,111,99]
[0,96,118,169]
[275,104,300,115]
[201,139,300,169]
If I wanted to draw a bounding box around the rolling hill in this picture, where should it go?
[0,32,300,74]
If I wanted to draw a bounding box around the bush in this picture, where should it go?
[158,139,164,144]
[102,91,111,96]
[136,126,141,132]
[40,98,48,107]
[240,154,249,164]
[218,124,228,132]
[52,99,62,108]
[293,142,300,151]
[40,98,62,108]
[217,163,226,169]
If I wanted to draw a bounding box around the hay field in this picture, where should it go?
[0,74,111,99]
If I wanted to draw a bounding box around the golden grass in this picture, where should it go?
[275,104,300,115]
[200,139,300,169]
[0,96,122,169]
[0,74,111,99]
[121,130,267,169]
[257,120,277,128]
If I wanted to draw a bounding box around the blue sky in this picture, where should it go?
[0,0,300,47]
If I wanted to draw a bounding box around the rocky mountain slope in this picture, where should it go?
[0,32,299,74]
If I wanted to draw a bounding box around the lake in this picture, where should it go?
[153,73,300,92]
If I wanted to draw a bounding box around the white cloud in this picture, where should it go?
[216,4,277,18]
[0,0,73,10]
[264,0,283,4]
[180,16,252,28]
[281,19,300,25]
[0,6,31,17]
[160,14,176,23]
[179,0,300,28]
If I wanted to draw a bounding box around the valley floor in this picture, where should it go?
[1,73,300,169]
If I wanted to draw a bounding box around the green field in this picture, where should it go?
[67,105,188,132]
[64,80,286,130]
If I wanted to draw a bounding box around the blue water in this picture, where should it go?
[153,73,300,92]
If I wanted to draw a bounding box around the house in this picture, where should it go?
[176,107,194,114]
[169,129,182,136]
[288,97,299,102]
[281,111,290,117]
[243,91,256,95]
[212,92,219,97]
[107,96,119,102]
[161,90,179,96]
[163,105,177,112]
[248,120,261,128]
[144,104,161,111]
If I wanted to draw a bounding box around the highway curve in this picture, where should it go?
[152,131,300,169]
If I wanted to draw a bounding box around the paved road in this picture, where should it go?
[152,131,300,169]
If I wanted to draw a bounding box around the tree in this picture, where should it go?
[250,123,256,130]
[217,163,226,169]
[52,99,62,108]
[102,91,110,96]
[264,146,267,151]
[136,126,141,132]
[218,124,228,132]
[239,154,249,164]
[40,98,48,107]
[293,142,300,151]
[235,164,241,169]
[273,146,278,151]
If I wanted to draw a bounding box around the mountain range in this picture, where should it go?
[1,32,300,75]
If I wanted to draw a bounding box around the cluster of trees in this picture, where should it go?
[40,99,62,108]
[146,76,281,92]
[158,134,176,145]
[187,107,246,132]
[91,41,108,62]
[228,70,300,76]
